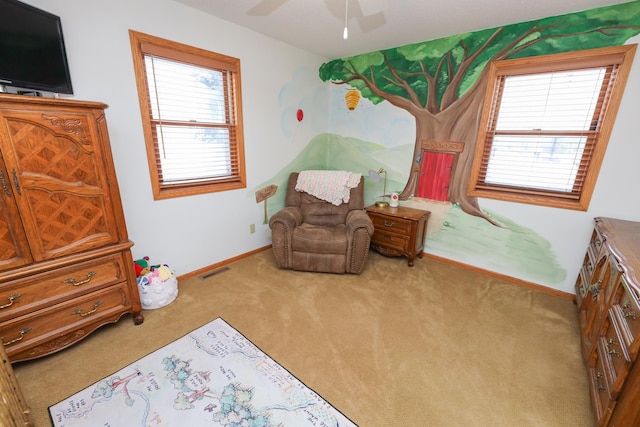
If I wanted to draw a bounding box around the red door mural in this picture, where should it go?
[418,151,455,201]
[416,140,465,202]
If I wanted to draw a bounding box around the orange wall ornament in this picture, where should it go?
[345,89,360,110]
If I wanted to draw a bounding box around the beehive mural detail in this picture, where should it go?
[345,89,360,110]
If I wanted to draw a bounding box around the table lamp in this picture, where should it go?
[369,167,389,207]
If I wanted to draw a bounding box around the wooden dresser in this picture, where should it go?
[0,95,143,363]
[365,205,429,266]
[575,217,640,426]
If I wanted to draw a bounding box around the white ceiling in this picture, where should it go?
[172,0,627,59]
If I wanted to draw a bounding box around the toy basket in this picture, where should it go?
[138,275,178,310]
[134,257,179,310]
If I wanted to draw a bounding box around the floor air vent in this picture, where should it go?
[198,266,230,279]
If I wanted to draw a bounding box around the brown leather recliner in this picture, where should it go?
[269,172,374,274]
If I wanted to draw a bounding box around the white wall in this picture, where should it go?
[17,1,640,294]
[24,0,327,275]
[325,34,640,294]
[473,35,640,293]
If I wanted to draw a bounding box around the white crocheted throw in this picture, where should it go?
[295,170,362,206]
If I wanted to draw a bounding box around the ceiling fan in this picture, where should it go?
[246,0,289,16]
[247,0,388,36]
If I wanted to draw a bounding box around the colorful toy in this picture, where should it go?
[133,256,150,277]
[155,265,173,281]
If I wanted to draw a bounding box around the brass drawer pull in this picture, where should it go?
[11,169,21,196]
[606,338,621,358]
[73,301,103,317]
[595,372,606,391]
[64,271,97,287]
[0,293,21,309]
[589,280,602,300]
[0,169,10,196]
[383,220,395,227]
[622,302,637,320]
[2,327,32,346]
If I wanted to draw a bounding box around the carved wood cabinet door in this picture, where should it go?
[0,153,33,273]
[0,107,121,265]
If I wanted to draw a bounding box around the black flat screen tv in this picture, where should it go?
[0,0,73,94]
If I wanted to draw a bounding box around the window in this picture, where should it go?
[469,45,636,210]
[129,30,246,200]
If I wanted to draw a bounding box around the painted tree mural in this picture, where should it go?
[319,3,640,224]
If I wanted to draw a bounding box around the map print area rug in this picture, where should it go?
[49,317,357,426]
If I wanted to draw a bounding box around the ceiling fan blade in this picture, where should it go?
[247,0,289,16]
[357,0,387,17]
[358,11,386,33]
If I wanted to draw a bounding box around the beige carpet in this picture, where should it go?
[13,250,595,426]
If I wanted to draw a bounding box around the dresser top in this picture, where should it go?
[595,217,640,289]
[0,93,107,110]
[365,204,430,221]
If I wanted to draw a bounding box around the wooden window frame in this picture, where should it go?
[469,45,636,210]
[129,30,246,200]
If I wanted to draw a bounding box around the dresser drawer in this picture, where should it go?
[611,276,640,360]
[603,258,623,309]
[371,229,409,252]
[1,283,131,360]
[369,213,413,236]
[599,311,631,399]
[576,265,590,308]
[0,253,128,323]
[590,343,615,427]
[589,227,604,263]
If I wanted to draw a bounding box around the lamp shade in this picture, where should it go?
[368,167,388,206]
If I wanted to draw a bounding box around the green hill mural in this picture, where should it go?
[252,133,412,214]
[252,134,566,284]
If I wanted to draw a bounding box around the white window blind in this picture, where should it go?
[470,45,636,210]
[129,30,246,199]
[145,55,238,185]
[481,67,611,196]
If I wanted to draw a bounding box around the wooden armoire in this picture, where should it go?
[0,94,143,363]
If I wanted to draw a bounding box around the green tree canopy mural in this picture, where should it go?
[319,2,640,225]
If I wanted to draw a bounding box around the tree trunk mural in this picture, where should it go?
[319,3,640,225]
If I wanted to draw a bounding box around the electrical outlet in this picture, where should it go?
[249,223,255,234]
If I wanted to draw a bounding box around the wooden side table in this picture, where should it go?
[365,205,430,266]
